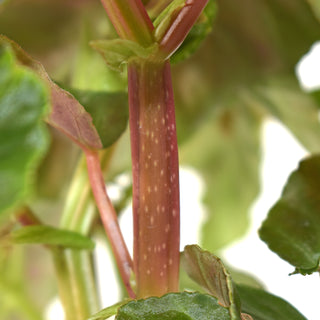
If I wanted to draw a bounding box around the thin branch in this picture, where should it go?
[84,149,136,298]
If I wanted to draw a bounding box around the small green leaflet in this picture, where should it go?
[259,155,320,274]
[116,292,230,320]
[88,300,130,320]
[0,41,49,216]
[11,225,95,250]
[90,39,157,72]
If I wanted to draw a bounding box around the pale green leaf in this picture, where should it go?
[180,99,261,251]
[88,300,130,320]
[253,77,320,153]
[11,225,95,250]
[90,39,157,72]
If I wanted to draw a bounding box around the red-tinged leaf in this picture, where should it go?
[0,35,103,151]
[48,83,102,150]
[182,245,241,320]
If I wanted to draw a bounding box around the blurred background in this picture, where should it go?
[1,0,320,319]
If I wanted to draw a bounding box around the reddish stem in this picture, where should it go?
[84,150,135,298]
[158,0,209,58]
[128,60,180,298]
[100,0,154,45]
[15,207,41,226]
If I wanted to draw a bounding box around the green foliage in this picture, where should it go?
[0,42,49,215]
[88,300,130,320]
[182,245,241,319]
[260,155,320,274]
[1,0,320,319]
[180,103,261,251]
[68,89,128,149]
[91,39,157,71]
[116,292,230,320]
[237,285,307,320]
[11,225,95,250]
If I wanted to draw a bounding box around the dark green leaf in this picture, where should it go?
[182,245,241,320]
[116,292,230,320]
[0,42,49,215]
[88,300,130,320]
[259,155,320,274]
[237,285,307,320]
[67,89,128,149]
[179,100,261,251]
[11,225,95,250]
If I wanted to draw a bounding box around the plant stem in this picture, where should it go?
[51,248,77,320]
[100,0,154,45]
[84,149,135,298]
[128,59,180,298]
[59,155,101,319]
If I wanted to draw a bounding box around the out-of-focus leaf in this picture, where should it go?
[68,89,128,149]
[306,0,320,22]
[72,20,127,92]
[11,225,95,250]
[180,98,261,251]
[88,300,130,320]
[237,285,307,320]
[0,42,49,215]
[259,155,320,274]
[0,244,42,320]
[252,77,320,153]
[182,245,241,320]
[116,292,230,320]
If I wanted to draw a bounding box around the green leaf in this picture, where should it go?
[0,42,49,215]
[88,300,130,320]
[182,245,241,320]
[306,0,320,22]
[252,77,320,153]
[237,285,307,320]
[0,244,43,320]
[116,292,230,320]
[90,39,157,72]
[179,99,261,251]
[71,20,127,92]
[67,89,128,149]
[11,225,95,250]
[0,35,104,151]
[259,155,320,274]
